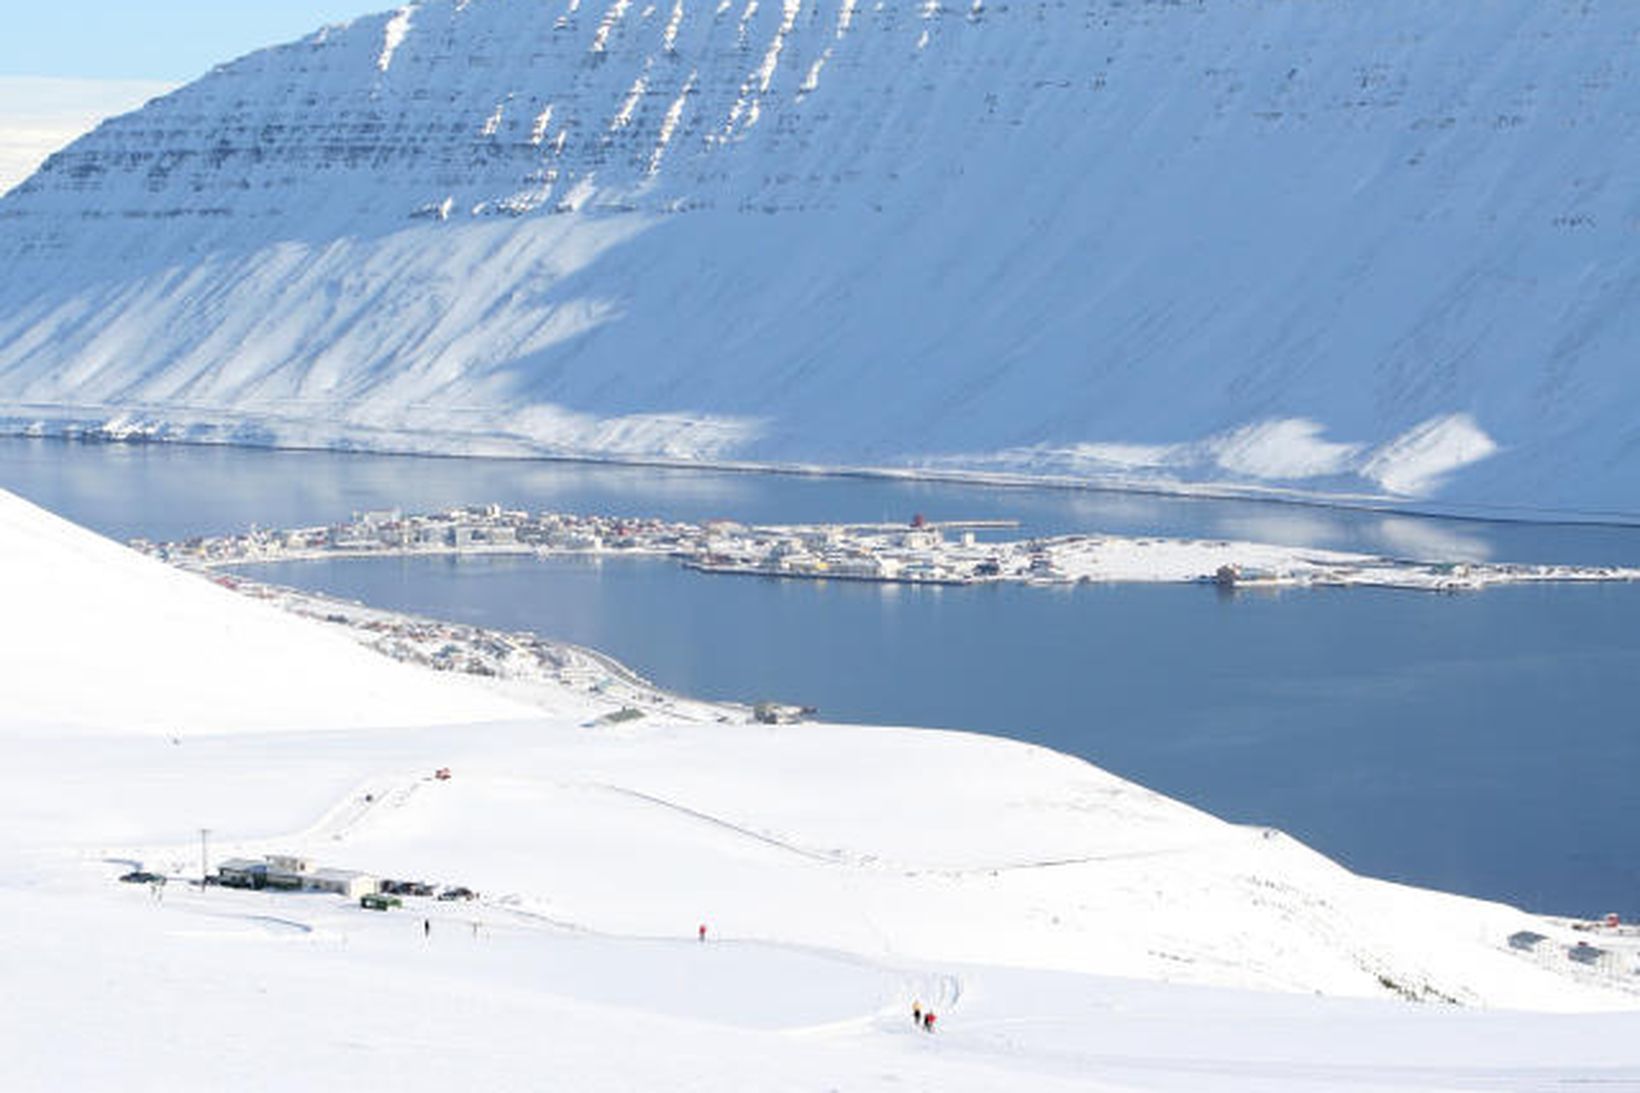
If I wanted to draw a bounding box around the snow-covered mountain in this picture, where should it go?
[3,1,1638,516]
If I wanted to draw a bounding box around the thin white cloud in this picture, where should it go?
[0,76,175,194]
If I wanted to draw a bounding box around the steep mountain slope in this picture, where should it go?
[2,0,1637,516]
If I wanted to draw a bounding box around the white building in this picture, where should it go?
[801,527,844,550]
[305,868,380,899]
[901,529,943,550]
[264,854,312,891]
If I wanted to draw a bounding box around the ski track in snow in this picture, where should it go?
[587,780,1246,876]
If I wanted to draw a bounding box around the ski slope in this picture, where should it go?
[2,3,1639,513]
[4,485,1640,1089]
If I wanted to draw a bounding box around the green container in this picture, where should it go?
[360,893,401,911]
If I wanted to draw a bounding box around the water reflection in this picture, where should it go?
[1373,516,1494,563]
[1212,509,1364,553]
[4,436,1640,566]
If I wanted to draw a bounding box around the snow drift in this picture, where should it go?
[3,0,1639,515]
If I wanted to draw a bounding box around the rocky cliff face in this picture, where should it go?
[3,0,1638,516]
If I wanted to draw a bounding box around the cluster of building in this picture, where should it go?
[686,516,1035,585]
[209,572,719,722]
[133,505,699,565]
[215,854,380,899]
[138,502,1640,598]
[213,853,476,904]
[133,504,1043,586]
[231,575,656,697]
[339,613,568,680]
[1510,915,1640,986]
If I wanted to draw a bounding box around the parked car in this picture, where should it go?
[360,893,402,911]
[119,871,166,885]
[437,886,477,902]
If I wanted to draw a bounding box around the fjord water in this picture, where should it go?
[4,438,1638,916]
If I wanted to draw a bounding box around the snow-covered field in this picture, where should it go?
[5,484,1640,1090]
[4,2,1640,516]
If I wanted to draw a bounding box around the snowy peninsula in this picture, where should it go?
[4,485,1640,1090]
[141,502,1640,593]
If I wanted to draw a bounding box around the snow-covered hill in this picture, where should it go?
[4,487,1640,1089]
[3,1,1640,516]
[0,488,534,736]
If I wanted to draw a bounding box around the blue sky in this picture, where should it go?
[0,2,391,81]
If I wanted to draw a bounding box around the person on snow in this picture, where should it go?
[912,1001,922,1025]
[923,1011,936,1033]
[423,918,431,939]
[698,923,708,942]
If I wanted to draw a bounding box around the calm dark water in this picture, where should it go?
[5,437,1639,915]
[8,436,1640,564]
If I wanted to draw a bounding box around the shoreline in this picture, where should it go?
[137,504,1640,595]
[10,426,1640,530]
[159,527,1640,984]
[206,565,752,726]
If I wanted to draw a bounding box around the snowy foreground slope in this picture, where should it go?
[4,488,1640,1090]
[4,1,1640,517]
[0,488,533,737]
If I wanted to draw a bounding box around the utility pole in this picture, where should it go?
[199,827,211,889]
